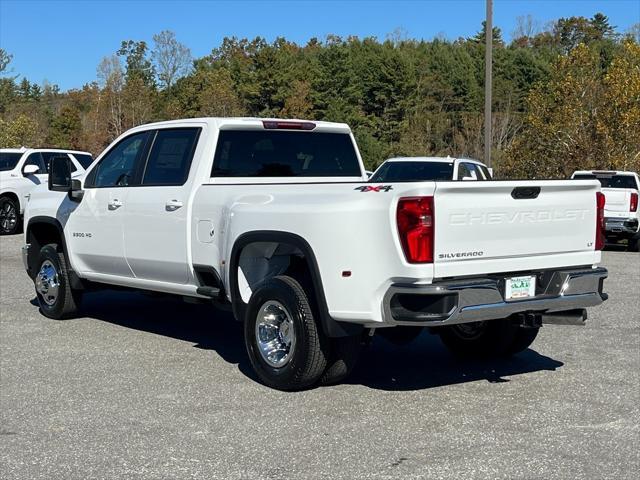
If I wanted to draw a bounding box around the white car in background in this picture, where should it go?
[571,170,640,251]
[369,156,493,183]
[0,147,93,235]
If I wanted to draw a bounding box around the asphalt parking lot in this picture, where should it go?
[0,234,638,480]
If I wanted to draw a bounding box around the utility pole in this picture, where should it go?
[484,0,493,168]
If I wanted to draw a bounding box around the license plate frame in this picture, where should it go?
[505,275,536,301]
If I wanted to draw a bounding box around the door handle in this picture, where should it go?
[108,199,123,210]
[165,199,183,212]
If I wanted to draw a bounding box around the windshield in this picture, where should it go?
[370,161,454,182]
[573,174,639,190]
[212,130,362,177]
[72,153,94,169]
[0,152,22,172]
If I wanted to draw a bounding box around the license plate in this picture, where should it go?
[505,275,536,300]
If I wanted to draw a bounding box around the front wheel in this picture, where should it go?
[34,244,82,319]
[244,275,329,391]
[437,318,539,358]
[0,196,20,235]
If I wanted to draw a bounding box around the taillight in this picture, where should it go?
[397,196,434,263]
[596,192,606,250]
[630,192,638,212]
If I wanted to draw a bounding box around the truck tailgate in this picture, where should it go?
[601,187,632,214]
[433,180,600,278]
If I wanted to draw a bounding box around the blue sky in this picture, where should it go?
[1,0,638,91]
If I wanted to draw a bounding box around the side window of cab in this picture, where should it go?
[85,132,150,188]
[457,162,472,180]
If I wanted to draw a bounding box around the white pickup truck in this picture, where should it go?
[572,170,640,251]
[370,156,492,182]
[22,118,608,390]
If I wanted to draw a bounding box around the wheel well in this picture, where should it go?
[236,241,309,304]
[229,231,363,338]
[1,192,20,210]
[26,222,63,276]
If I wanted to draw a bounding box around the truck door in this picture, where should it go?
[66,131,150,277]
[122,126,202,285]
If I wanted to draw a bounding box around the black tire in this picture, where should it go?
[244,275,329,391]
[628,234,640,252]
[378,326,424,346]
[319,334,362,386]
[0,196,20,235]
[437,318,539,358]
[506,327,540,355]
[34,244,82,319]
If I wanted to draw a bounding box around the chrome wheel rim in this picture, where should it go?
[452,321,487,340]
[0,201,17,233]
[36,260,60,306]
[255,300,296,368]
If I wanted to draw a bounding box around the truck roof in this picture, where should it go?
[385,156,486,166]
[132,117,352,134]
[573,170,637,176]
[0,147,92,155]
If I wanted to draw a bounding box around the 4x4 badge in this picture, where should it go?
[355,185,393,192]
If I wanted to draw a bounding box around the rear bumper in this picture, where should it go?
[384,266,608,326]
[605,217,638,236]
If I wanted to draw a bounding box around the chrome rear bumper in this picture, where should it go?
[384,266,608,326]
[605,217,638,236]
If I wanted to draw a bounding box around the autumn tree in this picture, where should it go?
[503,41,639,178]
[152,30,192,88]
[117,40,156,129]
[97,55,124,137]
[0,115,38,147]
[599,41,640,170]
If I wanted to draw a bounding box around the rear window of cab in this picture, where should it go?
[211,130,361,177]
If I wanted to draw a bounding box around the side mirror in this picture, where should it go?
[48,156,72,192]
[23,164,40,176]
[70,179,84,202]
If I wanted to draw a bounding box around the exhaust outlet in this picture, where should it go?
[541,309,587,326]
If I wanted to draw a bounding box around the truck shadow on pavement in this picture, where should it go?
[347,333,563,391]
[36,289,564,392]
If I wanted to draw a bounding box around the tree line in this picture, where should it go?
[1,13,638,177]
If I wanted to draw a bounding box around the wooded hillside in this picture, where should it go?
[1,14,638,177]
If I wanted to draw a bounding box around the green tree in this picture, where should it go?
[48,105,82,148]
[117,40,156,87]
